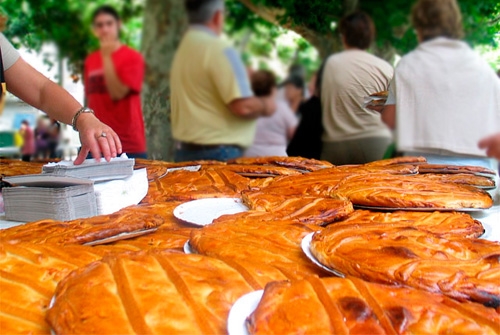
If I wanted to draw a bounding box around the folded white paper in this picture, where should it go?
[93,168,148,215]
[42,154,134,181]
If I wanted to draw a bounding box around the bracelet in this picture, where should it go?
[71,107,94,131]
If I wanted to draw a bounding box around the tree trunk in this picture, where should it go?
[141,0,187,161]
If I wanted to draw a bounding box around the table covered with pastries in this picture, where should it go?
[0,156,499,335]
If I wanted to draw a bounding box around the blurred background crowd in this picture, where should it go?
[0,0,499,165]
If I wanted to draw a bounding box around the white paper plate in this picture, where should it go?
[227,290,263,335]
[174,198,248,226]
[49,296,57,335]
[183,240,196,254]
[301,233,345,277]
[471,205,500,243]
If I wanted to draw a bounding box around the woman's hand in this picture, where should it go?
[73,113,122,165]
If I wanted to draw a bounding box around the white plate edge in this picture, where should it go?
[227,290,264,335]
[301,233,345,277]
[173,198,248,227]
[183,240,196,254]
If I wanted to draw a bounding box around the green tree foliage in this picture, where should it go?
[1,0,143,75]
[231,0,500,64]
[2,0,497,75]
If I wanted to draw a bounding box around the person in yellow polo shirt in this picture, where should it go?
[170,0,276,162]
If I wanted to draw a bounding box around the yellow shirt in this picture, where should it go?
[170,26,255,147]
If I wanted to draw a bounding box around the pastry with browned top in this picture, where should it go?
[227,156,334,171]
[247,277,500,334]
[242,192,353,225]
[334,173,493,209]
[0,203,176,245]
[416,163,496,177]
[0,242,135,335]
[0,159,45,176]
[310,224,500,307]
[47,250,277,335]
[143,168,250,203]
[190,211,327,279]
[214,164,303,177]
[420,173,496,188]
[335,210,484,239]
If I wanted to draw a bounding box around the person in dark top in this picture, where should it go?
[286,62,325,159]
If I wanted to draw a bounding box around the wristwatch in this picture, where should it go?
[71,107,94,131]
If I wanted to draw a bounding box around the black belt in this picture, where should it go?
[175,141,243,151]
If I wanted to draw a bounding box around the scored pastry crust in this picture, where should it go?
[416,163,497,177]
[334,173,493,209]
[227,156,334,171]
[365,156,427,166]
[0,242,131,335]
[143,168,250,203]
[134,158,225,181]
[190,211,327,280]
[420,173,496,188]
[335,210,484,239]
[46,250,273,335]
[247,277,500,335]
[310,224,500,307]
[249,164,422,201]
[334,164,419,175]
[0,203,178,245]
[242,192,353,225]
[0,159,45,177]
[214,164,303,177]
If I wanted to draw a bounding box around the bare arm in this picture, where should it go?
[100,39,130,101]
[479,133,500,160]
[228,96,276,119]
[102,53,130,101]
[381,104,396,130]
[5,57,122,164]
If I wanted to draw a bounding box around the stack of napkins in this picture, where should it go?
[42,156,135,181]
[3,175,97,222]
[93,168,148,215]
[3,155,149,222]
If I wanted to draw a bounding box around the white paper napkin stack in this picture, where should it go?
[2,155,149,223]
[3,175,97,222]
[93,168,148,215]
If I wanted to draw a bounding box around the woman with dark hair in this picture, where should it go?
[381,0,500,171]
[321,11,394,165]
